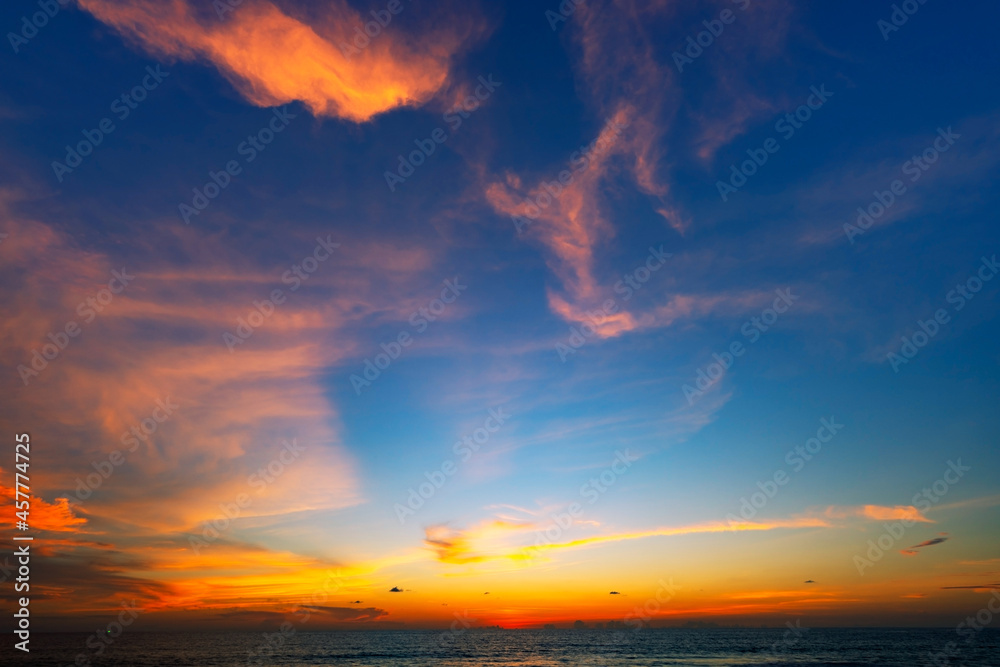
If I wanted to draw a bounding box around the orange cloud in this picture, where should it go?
[484,109,635,326]
[482,0,799,339]
[823,504,932,524]
[0,475,87,532]
[425,503,938,566]
[479,0,683,337]
[0,207,453,535]
[0,182,462,623]
[424,515,831,566]
[77,0,486,121]
[425,520,535,565]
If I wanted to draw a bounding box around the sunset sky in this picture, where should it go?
[1,0,999,632]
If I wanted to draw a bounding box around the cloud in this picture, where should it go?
[424,503,935,565]
[482,0,802,340]
[0,194,447,623]
[0,474,86,532]
[424,515,826,565]
[76,0,487,121]
[900,535,949,556]
[823,505,932,524]
[482,0,680,335]
[483,111,639,335]
[0,499,375,628]
[0,216,369,532]
[389,586,403,593]
[424,520,534,565]
[935,493,1000,512]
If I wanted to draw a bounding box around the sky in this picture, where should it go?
[0,0,999,633]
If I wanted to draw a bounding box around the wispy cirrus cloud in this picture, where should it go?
[483,0,801,341]
[423,503,931,566]
[0,218,367,531]
[483,0,676,336]
[0,194,456,619]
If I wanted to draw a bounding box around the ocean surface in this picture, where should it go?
[7,628,1000,666]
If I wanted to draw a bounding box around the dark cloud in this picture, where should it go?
[900,536,949,555]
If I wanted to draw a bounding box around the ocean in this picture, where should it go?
[8,628,1000,666]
